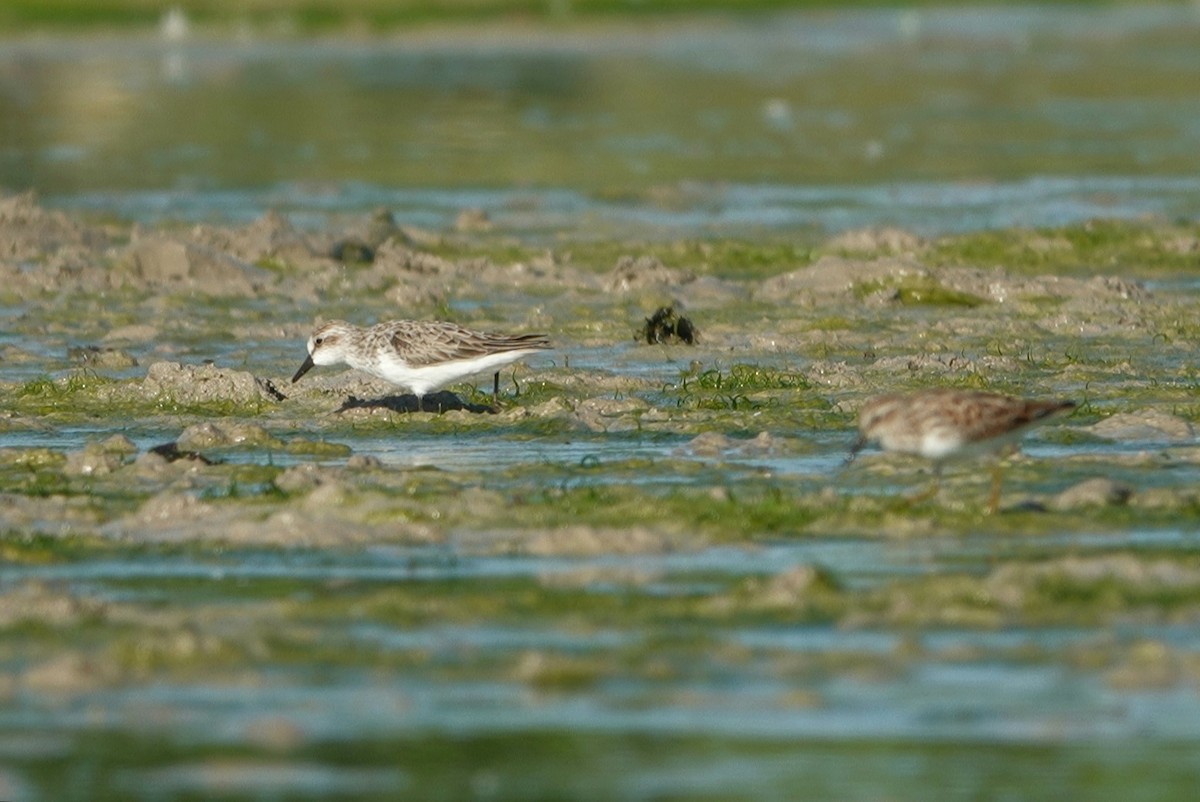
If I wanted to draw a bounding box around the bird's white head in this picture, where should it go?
[292,320,354,383]
[308,320,355,365]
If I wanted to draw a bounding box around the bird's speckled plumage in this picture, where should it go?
[291,319,550,404]
[846,388,1075,513]
[852,389,1075,462]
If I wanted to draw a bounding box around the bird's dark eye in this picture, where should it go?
[314,337,324,346]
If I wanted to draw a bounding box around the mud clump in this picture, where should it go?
[120,235,272,296]
[740,564,840,609]
[330,207,408,262]
[22,652,120,696]
[678,431,778,458]
[753,252,1148,314]
[103,324,160,344]
[67,346,138,370]
[571,397,651,433]
[139,362,280,409]
[521,525,694,556]
[754,255,927,304]
[0,191,109,261]
[1049,477,1135,510]
[824,226,923,255]
[273,463,344,494]
[189,210,324,270]
[177,422,284,450]
[64,435,138,477]
[607,255,695,292]
[1085,409,1196,443]
[0,581,107,628]
[984,554,1200,612]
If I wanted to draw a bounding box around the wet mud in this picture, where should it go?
[3,190,1200,798]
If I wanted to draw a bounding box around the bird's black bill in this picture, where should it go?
[291,354,315,384]
[843,434,868,467]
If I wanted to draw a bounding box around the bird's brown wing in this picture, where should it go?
[389,321,549,368]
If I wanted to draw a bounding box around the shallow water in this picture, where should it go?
[47,176,1200,238]
[7,515,1200,797]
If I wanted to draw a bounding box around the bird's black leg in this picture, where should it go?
[843,434,868,467]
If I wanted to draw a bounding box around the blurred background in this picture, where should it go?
[3,1,1200,234]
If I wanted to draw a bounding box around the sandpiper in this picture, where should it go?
[291,319,550,412]
[847,388,1075,512]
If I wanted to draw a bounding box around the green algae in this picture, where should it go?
[931,220,1200,277]
[0,0,1143,34]
[680,364,811,393]
[854,277,988,308]
[0,532,118,564]
[282,438,353,457]
[16,371,115,403]
[416,219,1198,287]
[497,482,822,537]
[9,730,1198,802]
[894,284,988,308]
[4,373,277,421]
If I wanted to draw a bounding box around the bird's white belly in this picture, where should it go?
[919,428,1024,461]
[375,350,539,397]
[918,430,967,460]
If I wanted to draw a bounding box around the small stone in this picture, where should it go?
[754,564,829,607]
[677,430,778,458]
[606,255,694,292]
[454,208,492,232]
[66,345,138,369]
[330,238,374,264]
[131,450,172,475]
[0,581,106,627]
[522,525,687,556]
[99,434,138,454]
[681,431,733,457]
[274,463,339,494]
[825,226,922,255]
[23,652,114,695]
[1107,639,1179,690]
[1049,477,1134,510]
[243,715,309,753]
[133,492,213,526]
[63,444,125,477]
[177,422,283,450]
[346,455,382,470]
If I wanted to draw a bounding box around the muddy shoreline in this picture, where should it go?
[3,189,1200,797]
